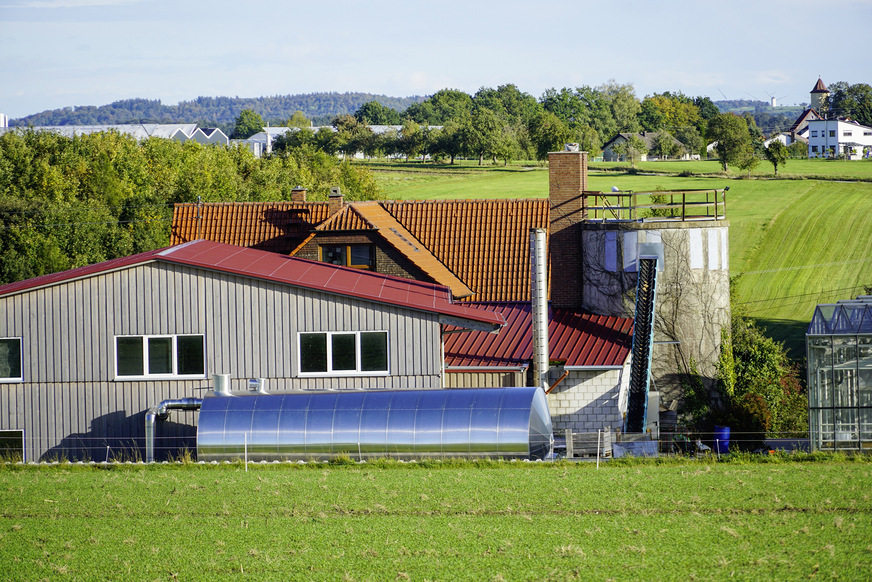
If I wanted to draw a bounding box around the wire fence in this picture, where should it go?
[0,429,841,465]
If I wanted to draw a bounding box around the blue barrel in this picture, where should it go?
[714,426,730,454]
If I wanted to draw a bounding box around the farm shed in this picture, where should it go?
[0,240,504,461]
[807,296,872,452]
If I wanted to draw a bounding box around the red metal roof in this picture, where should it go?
[444,302,633,369]
[0,241,505,328]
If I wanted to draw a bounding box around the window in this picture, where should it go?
[0,430,23,461]
[0,338,22,382]
[829,130,836,137]
[811,146,818,152]
[811,131,818,137]
[115,335,205,379]
[864,131,872,136]
[320,244,375,269]
[299,331,388,375]
[843,131,852,137]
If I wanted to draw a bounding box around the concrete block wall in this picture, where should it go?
[547,368,624,433]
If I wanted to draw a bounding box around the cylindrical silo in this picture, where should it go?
[580,220,731,403]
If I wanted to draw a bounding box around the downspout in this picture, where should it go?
[145,398,203,463]
[530,228,550,390]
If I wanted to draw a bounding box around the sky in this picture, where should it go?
[1,0,871,120]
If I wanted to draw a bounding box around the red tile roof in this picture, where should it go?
[349,203,475,299]
[171,202,331,254]
[444,302,633,369]
[0,241,505,329]
[172,199,549,302]
[381,200,549,302]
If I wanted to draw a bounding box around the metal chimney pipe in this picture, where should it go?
[530,228,550,390]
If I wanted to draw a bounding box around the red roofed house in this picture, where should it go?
[0,240,504,461]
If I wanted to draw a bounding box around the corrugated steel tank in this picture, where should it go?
[197,387,552,461]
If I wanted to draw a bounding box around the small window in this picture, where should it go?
[0,430,24,461]
[115,335,205,379]
[299,331,388,375]
[843,131,852,137]
[811,131,818,137]
[0,338,22,382]
[829,130,836,137]
[864,131,872,136]
[811,146,818,152]
[319,244,375,269]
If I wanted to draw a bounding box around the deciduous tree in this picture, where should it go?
[231,109,264,139]
[708,113,753,171]
[764,140,789,175]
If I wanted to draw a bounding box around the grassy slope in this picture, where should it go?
[1,460,870,581]
[372,160,872,358]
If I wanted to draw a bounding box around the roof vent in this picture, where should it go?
[564,143,579,152]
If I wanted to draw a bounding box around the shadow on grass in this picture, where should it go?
[751,317,809,361]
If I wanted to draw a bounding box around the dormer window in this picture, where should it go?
[320,244,375,269]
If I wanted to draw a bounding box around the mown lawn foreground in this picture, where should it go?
[1,458,870,581]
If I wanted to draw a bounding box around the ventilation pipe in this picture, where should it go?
[145,398,202,463]
[530,228,550,391]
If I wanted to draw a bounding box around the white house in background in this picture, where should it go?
[764,132,808,148]
[806,118,872,159]
[601,131,692,162]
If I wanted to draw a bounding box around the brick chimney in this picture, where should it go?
[328,186,344,215]
[291,186,307,202]
[548,146,587,309]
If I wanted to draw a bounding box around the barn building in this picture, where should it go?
[0,240,504,461]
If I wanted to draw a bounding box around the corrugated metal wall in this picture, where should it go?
[0,262,443,461]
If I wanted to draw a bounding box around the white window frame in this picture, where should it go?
[114,334,206,380]
[0,337,22,383]
[297,330,389,377]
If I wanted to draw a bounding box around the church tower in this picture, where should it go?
[810,78,829,113]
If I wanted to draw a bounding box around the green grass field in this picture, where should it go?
[1,458,869,581]
[369,158,872,357]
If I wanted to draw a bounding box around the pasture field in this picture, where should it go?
[1,457,869,581]
[369,159,872,357]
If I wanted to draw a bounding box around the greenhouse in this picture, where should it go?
[806,296,872,452]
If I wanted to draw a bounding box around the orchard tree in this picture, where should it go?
[354,101,402,125]
[529,110,573,161]
[674,126,703,157]
[649,131,683,159]
[708,113,753,171]
[232,109,264,139]
[764,140,789,175]
[611,134,647,167]
[286,110,311,128]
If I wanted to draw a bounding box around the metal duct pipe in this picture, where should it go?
[145,398,203,463]
[530,228,550,390]
[213,374,232,396]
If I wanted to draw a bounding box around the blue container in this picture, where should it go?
[714,426,730,454]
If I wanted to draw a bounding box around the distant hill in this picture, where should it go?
[12,93,426,130]
[714,99,807,134]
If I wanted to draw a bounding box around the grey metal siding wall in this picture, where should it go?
[443,371,524,388]
[0,262,444,460]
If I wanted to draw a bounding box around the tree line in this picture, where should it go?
[13,93,426,131]
[0,130,379,285]
[230,82,810,172]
